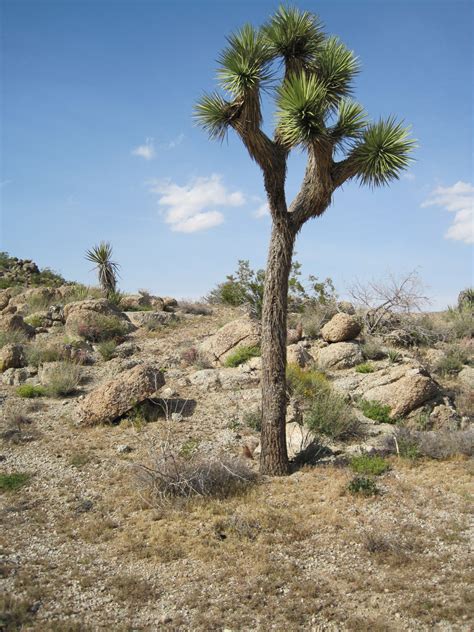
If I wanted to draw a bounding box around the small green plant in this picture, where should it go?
[24,314,44,328]
[395,433,420,460]
[43,362,81,397]
[360,399,393,423]
[347,476,379,496]
[305,388,360,440]
[286,364,329,400]
[355,362,375,374]
[224,345,260,367]
[242,410,262,432]
[0,472,31,491]
[387,348,401,363]
[179,438,201,459]
[16,384,46,398]
[350,454,390,476]
[97,340,117,361]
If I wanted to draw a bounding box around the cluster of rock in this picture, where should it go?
[0,256,40,285]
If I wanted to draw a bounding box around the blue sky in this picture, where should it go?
[1,0,472,308]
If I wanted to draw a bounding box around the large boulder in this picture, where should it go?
[0,343,26,372]
[125,311,177,328]
[0,313,35,338]
[287,343,313,368]
[64,299,134,338]
[77,363,165,426]
[199,316,261,365]
[321,313,361,343]
[362,367,439,418]
[458,366,474,389]
[317,342,363,370]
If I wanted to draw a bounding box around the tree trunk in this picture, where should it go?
[260,220,296,475]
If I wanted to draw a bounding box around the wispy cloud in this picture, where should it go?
[254,202,270,218]
[168,133,185,149]
[131,138,156,160]
[149,174,245,233]
[422,181,474,244]
[402,172,416,181]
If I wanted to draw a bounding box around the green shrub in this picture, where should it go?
[286,364,329,400]
[43,362,81,397]
[350,454,390,476]
[360,399,393,423]
[305,388,360,440]
[97,340,117,361]
[445,306,474,340]
[347,476,379,496]
[435,346,469,376]
[16,384,46,398]
[77,315,129,342]
[24,314,45,328]
[62,284,103,304]
[224,345,260,367]
[0,472,31,492]
[242,410,262,432]
[355,363,375,374]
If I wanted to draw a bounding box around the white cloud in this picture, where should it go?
[402,172,416,181]
[254,202,270,218]
[149,174,245,233]
[421,181,474,245]
[131,138,156,160]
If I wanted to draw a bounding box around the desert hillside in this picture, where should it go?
[0,255,472,631]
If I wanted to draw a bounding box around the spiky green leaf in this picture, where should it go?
[85,242,119,296]
[217,24,272,97]
[194,93,235,141]
[262,6,325,69]
[330,99,368,148]
[350,117,416,187]
[312,37,360,107]
[275,73,329,147]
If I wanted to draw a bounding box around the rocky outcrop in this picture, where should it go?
[125,311,177,328]
[0,343,26,372]
[186,367,260,391]
[321,313,361,343]
[199,316,261,365]
[362,367,439,418]
[316,342,363,370]
[77,364,165,426]
[0,313,35,338]
[287,343,313,368]
[458,366,474,389]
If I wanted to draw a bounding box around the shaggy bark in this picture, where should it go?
[260,220,296,475]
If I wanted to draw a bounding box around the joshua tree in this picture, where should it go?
[85,242,119,299]
[195,6,415,475]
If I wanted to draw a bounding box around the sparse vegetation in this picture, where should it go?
[360,399,393,423]
[435,345,469,376]
[77,314,129,342]
[224,345,260,367]
[0,330,28,348]
[350,454,390,476]
[0,472,31,492]
[43,361,81,397]
[305,388,360,440]
[361,337,385,360]
[243,410,262,433]
[24,341,63,367]
[387,348,401,363]
[395,427,474,460]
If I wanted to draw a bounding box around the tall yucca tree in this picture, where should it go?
[85,242,120,299]
[195,6,416,475]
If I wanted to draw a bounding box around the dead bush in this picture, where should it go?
[136,450,257,506]
[394,427,474,460]
[178,301,213,316]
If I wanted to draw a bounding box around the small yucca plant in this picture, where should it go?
[85,242,120,299]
